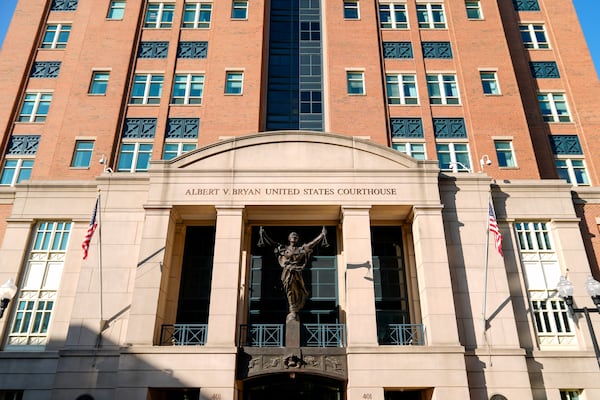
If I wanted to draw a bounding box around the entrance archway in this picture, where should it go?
[243,373,345,400]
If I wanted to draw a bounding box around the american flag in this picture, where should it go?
[488,200,503,256]
[82,197,99,260]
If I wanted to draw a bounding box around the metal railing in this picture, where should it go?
[160,324,207,346]
[303,323,346,347]
[239,324,284,347]
[379,323,425,345]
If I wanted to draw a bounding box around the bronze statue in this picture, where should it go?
[258,227,329,321]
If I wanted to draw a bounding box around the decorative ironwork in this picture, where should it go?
[530,62,560,78]
[433,118,467,138]
[51,0,78,11]
[513,0,540,11]
[6,136,40,155]
[239,324,284,347]
[422,42,453,59]
[160,324,207,345]
[303,324,346,347]
[123,118,157,139]
[138,42,169,59]
[177,42,208,59]
[379,324,425,345]
[390,118,424,138]
[30,62,61,78]
[383,42,413,59]
[166,118,199,139]
[549,135,583,155]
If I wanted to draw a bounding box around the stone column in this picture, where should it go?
[205,206,244,347]
[411,205,461,345]
[341,206,378,346]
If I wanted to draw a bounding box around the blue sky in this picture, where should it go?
[0,0,599,77]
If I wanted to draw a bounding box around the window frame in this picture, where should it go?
[555,158,590,186]
[426,73,460,105]
[436,142,471,172]
[0,158,35,186]
[231,0,248,19]
[520,23,550,49]
[88,71,110,95]
[144,2,176,29]
[392,142,426,160]
[130,73,164,105]
[41,23,71,49]
[117,141,154,172]
[107,0,126,19]
[343,0,360,19]
[379,3,409,29]
[537,92,571,123]
[386,73,418,105]
[494,140,517,168]
[182,2,213,29]
[480,71,500,95]
[465,1,483,19]
[163,141,197,160]
[416,3,446,29]
[71,140,95,168]
[346,71,365,95]
[225,71,244,95]
[18,92,53,123]
[171,73,205,105]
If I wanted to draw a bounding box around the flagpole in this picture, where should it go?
[482,189,491,333]
[97,190,106,334]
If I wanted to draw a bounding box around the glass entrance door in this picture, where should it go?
[244,374,344,400]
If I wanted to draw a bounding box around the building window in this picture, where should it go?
[89,71,109,95]
[225,72,244,94]
[144,2,175,28]
[0,159,34,186]
[416,3,446,29]
[480,71,500,94]
[300,91,322,113]
[171,74,204,105]
[555,159,589,186]
[494,140,516,168]
[515,222,574,346]
[231,0,248,19]
[7,221,72,349]
[300,21,321,41]
[520,23,549,49]
[466,1,483,19]
[426,74,459,105]
[422,42,452,58]
[71,141,94,168]
[530,61,560,78]
[30,62,61,78]
[18,92,52,123]
[379,3,408,29]
[538,93,570,122]
[163,142,197,160]
[41,24,71,49]
[347,71,365,95]
[392,142,426,160]
[0,391,24,400]
[436,142,471,171]
[513,0,540,11]
[130,74,163,105]
[177,41,208,58]
[51,0,78,11]
[138,41,169,58]
[117,142,153,172]
[383,42,413,59]
[390,118,424,138]
[183,2,212,29]
[107,1,126,19]
[386,73,418,105]
[344,1,360,19]
[560,390,581,400]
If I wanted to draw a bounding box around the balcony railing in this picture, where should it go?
[303,324,346,347]
[160,324,207,346]
[239,324,284,347]
[379,323,425,345]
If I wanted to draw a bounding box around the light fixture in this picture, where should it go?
[479,154,492,172]
[557,275,600,368]
[0,278,18,319]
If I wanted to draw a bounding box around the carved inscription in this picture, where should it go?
[185,186,397,197]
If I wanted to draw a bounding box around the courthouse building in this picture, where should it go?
[1,0,600,399]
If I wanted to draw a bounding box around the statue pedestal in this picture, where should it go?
[286,314,300,348]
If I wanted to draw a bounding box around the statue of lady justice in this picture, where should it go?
[258,227,329,321]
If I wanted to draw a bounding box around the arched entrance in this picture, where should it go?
[243,373,345,400]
